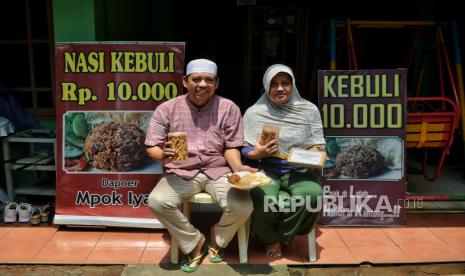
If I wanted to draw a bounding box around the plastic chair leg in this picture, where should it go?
[237,218,250,263]
[171,237,179,264]
[308,228,317,262]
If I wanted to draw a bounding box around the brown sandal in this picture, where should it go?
[30,207,41,225]
[40,204,50,223]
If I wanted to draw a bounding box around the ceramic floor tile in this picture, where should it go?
[301,228,346,248]
[398,243,464,262]
[146,231,171,248]
[312,246,358,264]
[43,229,103,247]
[337,228,394,247]
[0,226,14,239]
[1,211,464,265]
[139,247,171,264]
[382,227,446,247]
[295,228,349,261]
[32,245,94,264]
[0,227,56,263]
[428,227,465,246]
[30,230,103,264]
[1,226,57,244]
[449,244,465,259]
[96,231,149,248]
[349,245,411,263]
[0,244,43,263]
[86,247,144,264]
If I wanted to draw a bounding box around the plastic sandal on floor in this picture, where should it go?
[18,202,32,223]
[208,227,226,263]
[207,245,226,263]
[30,207,41,225]
[40,204,50,223]
[180,241,207,273]
[3,201,18,223]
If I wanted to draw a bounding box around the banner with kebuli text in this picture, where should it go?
[318,69,407,225]
[54,42,185,228]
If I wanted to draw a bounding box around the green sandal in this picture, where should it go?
[180,243,207,273]
[207,245,225,263]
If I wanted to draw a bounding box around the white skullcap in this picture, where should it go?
[186,59,217,76]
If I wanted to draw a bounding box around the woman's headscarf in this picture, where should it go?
[243,64,325,156]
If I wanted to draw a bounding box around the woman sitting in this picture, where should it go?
[242,64,325,257]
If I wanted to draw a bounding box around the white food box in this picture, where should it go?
[287,148,327,169]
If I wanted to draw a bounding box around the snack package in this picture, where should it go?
[167,132,188,161]
[259,124,280,146]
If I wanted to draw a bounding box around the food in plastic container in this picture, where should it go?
[167,132,188,161]
[259,124,280,146]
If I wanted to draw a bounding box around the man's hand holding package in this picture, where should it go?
[162,141,176,162]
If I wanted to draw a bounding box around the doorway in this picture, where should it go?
[244,6,309,107]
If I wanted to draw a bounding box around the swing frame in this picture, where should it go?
[327,19,461,181]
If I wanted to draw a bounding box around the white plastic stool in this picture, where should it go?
[170,193,250,264]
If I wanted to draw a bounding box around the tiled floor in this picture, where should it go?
[0,213,464,265]
[1,159,464,266]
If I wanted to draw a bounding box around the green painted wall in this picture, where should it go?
[93,0,175,41]
[52,0,96,42]
[47,0,98,129]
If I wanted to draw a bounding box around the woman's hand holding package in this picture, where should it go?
[249,139,278,159]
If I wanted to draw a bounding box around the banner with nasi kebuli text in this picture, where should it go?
[54,42,185,228]
[318,69,407,225]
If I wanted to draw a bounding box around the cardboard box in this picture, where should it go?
[287,148,327,169]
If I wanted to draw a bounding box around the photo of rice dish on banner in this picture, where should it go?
[63,111,162,174]
[324,137,403,180]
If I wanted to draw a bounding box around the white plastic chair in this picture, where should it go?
[170,192,250,264]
